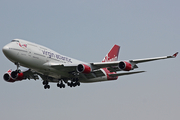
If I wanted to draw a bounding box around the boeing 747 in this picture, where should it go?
[2,39,178,89]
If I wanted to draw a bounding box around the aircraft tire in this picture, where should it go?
[77,82,80,86]
[63,84,65,88]
[44,84,50,89]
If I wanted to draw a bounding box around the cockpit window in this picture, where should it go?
[11,40,19,42]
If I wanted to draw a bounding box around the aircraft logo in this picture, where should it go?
[19,43,27,49]
[102,44,120,62]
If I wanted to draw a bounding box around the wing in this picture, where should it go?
[43,52,178,81]
[92,52,178,71]
[44,62,106,80]
[130,52,178,64]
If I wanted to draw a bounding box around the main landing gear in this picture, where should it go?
[67,78,80,88]
[43,78,80,89]
[43,80,50,89]
[57,80,65,88]
[57,78,80,89]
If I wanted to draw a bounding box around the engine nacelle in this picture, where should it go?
[76,64,91,74]
[11,71,24,80]
[118,61,132,71]
[3,69,15,82]
[3,69,24,82]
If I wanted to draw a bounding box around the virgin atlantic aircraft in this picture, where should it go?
[2,39,178,89]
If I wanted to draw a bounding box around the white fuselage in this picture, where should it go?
[3,39,109,83]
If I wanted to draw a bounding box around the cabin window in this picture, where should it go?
[11,40,19,42]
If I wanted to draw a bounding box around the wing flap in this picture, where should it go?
[109,71,145,77]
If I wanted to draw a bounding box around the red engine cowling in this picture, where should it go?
[3,69,15,82]
[118,61,132,71]
[76,64,91,74]
[3,69,24,82]
[11,71,24,80]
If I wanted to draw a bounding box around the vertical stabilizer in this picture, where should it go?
[102,45,120,62]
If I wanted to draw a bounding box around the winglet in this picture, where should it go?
[173,52,178,58]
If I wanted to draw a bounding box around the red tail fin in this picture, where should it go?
[102,44,120,62]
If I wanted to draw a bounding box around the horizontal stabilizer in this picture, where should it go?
[109,71,145,77]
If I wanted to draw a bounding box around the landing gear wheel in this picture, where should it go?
[59,83,65,88]
[62,84,65,88]
[44,84,50,89]
[70,82,73,88]
[60,84,62,88]
[73,83,76,87]
[67,82,70,86]
[76,81,80,86]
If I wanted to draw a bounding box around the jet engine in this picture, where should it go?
[118,61,132,71]
[76,64,91,74]
[3,69,24,82]
[11,71,24,80]
[3,73,14,82]
[3,69,15,82]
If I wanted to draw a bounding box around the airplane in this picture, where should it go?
[2,39,178,89]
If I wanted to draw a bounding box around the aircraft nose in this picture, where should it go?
[2,45,10,55]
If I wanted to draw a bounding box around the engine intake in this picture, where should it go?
[3,73,12,82]
[11,71,24,80]
[3,69,15,82]
[118,61,132,71]
[77,64,91,74]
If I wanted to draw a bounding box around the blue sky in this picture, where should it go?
[0,1,179,120]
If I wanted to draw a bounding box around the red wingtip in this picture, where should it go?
[173,52,178,57]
